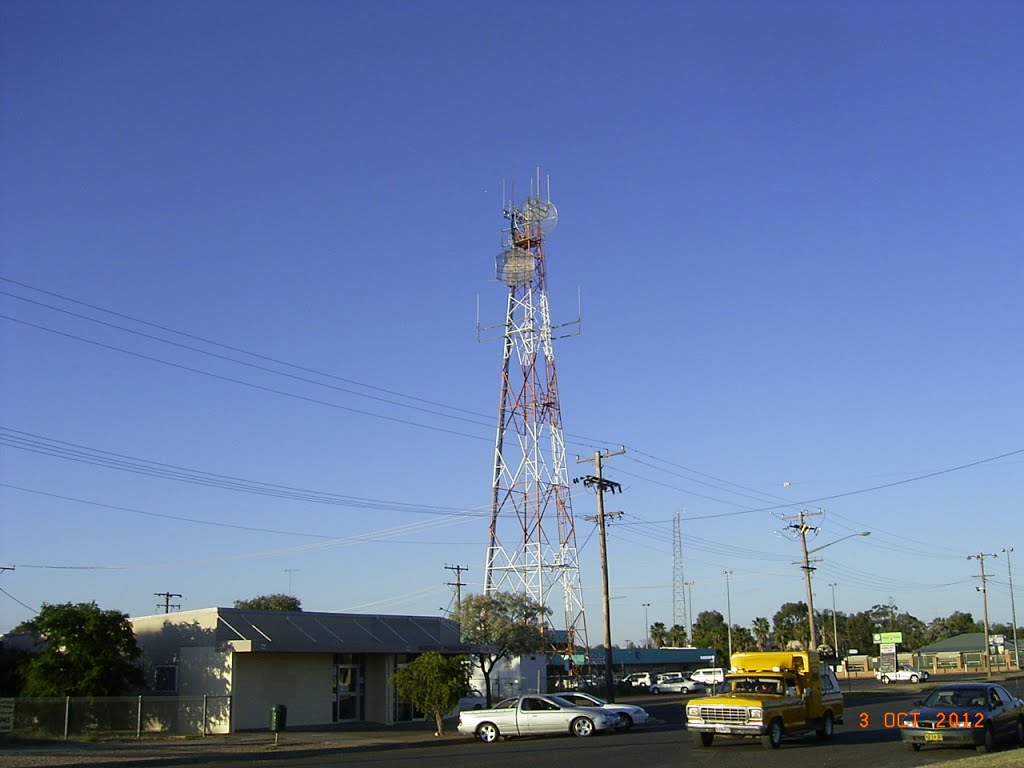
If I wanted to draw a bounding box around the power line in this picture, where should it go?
[0,314,492,442]
[0,278,492,421]
[0,429,486,517]
[615,447,1024,524]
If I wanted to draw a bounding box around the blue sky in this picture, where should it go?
[2,0,1022,645]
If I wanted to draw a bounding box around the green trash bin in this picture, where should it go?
[270,704,287,732]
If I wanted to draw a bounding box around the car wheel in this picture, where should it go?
[976,723,995,753]
[816,710,834,740]
[761,718,783,749]
[692,731,714,747]
[909,675,919,684]
[571,716,596,737]
[880,675,890,684]
[1015,718,1024,747]
[908,743,921,752]
[650,686,660,695]
[617,713,633,731]
[477,722,500,743]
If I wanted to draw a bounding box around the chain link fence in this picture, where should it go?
[1,695,231,739]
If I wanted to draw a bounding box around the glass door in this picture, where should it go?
[334,663,363,722]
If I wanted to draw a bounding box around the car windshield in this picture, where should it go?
[922,687,989,709]
[552,694,604,707]
[495,699,517,709]
[725,676,783,695]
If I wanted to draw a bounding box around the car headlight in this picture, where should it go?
[686,705,700,718]
[749,708,763,721]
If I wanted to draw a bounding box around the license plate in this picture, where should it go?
[715,725,732,733]
[924,733,943,742]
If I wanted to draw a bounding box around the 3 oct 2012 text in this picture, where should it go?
[858,711,986,729]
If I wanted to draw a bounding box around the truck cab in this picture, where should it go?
[685,651,843,749]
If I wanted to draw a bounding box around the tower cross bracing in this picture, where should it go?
[483,176,588,653]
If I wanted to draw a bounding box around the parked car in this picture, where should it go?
[457,694,619,742]
[876,664,929,684]
[553,691,653,730]
[899,682,1024,752]
[649,674,705,695]
[447,688,487,717]
[690,668,726,686]
[622,672,651,687]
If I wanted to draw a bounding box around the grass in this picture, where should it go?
[931,751,1024,768]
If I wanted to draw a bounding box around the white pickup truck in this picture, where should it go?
[457,694,620,742]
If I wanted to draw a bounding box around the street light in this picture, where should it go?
[1003,548,1019,670]
[796,521,870,650]
[828,582,839,654]
[643,603,651,649]
[724,571,734,661]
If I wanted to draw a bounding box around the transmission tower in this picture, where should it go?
[673,511,686,631]
[481,171,588,654]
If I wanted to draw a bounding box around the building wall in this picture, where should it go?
[232,652,334,730]
[364,654,392,724]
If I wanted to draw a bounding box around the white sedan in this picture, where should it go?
[876,664,930,684]
[553,692,654,730]
[649,676,705,695]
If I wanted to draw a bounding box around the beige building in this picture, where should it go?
[131,607,471,731]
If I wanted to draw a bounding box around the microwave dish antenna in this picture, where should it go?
[496,247,537,287]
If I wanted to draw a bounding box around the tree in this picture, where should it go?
[233,594,302,611]
[0,647,31,696]
[390,652,469,736]
[666,624,689,647]
[649,622,669,648]
[752,617,771,651]
[772,602,810,649]
[927,611,980,643]
[21,602,144,696]
[730,625,756,653]
[452,592,550,707]
[691,610,729,664]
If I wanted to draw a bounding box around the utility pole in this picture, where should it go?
[576,447,624,702]
[724,570,734,661]
[154,592,181,614]
[445,564,469,613]
[968,553,998,677]
[783,509,823,650]
[1003,548,1019,669]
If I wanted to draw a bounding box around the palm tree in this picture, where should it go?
[752,617,771,651]
[650,622,669,649]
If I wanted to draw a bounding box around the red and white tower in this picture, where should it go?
[482,173,588,652]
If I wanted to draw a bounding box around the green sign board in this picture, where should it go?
[873,632,903,644]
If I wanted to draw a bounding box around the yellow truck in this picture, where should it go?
[684,651,844,749]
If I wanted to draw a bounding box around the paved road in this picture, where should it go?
[168,693,1020,768]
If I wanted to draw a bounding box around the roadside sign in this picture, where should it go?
[879,643,897,655]
[873,632,903,644]
[0,698,14,733]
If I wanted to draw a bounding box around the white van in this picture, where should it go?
[689,667,725,686]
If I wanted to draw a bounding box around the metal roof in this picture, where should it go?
[133,607,472,655]
[915,632,1019,654]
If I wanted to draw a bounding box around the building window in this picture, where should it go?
[154,665,178,693]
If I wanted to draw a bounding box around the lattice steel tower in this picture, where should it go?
[482,173,588,652]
